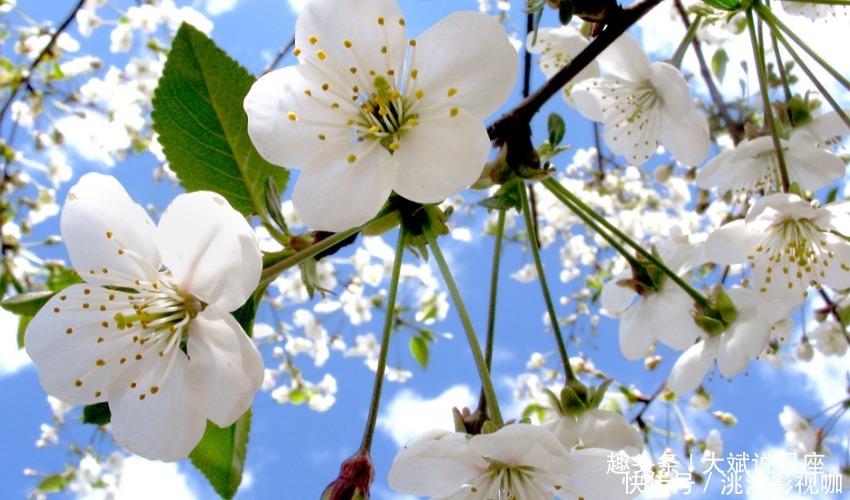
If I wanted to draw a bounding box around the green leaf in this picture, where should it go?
[478,180,523,211]
[547,113,566,147]
[189,410,253,500]
[0,290,56,316]
[409,336,429,368]
[151,23,288,217]
[36,472,73,493]
[17,314,31,349]
[711,48,729,83]
[82,402,112,425]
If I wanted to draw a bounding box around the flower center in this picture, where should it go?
[355,76,419,152]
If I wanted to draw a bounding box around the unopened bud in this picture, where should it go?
[321,449,374,500]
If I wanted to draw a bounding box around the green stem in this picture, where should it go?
[360,228,406,452]
[669,14,702,69]
[259,226,362,286]
[424,228,503,427]
[780,0,849,5]
[756,3,850,91]
[746,8,791,193]
[541,177,713,311]
[518,184,577,382]
[760,12,850,131]
[485,210,507,370]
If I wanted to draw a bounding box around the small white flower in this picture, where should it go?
[388,425,633,499]
[25,173,264,461]
[696,133,844,194]
[808,320,849,356]
[667,288,796,394]
[244,0,518,231]
[569,33,709,166]
[601,243,705,360]
[526,25,599,104]
[545,408,644,455]
[781,1,850,20]
[779,406,821,456]
[705,193,850,299]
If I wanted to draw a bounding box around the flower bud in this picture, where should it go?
[321,449,374,500]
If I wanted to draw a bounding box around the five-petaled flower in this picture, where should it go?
[387,424,636,499]
[569,33,710,166]
[25,173,264,461]
[696,132,844,194]
[526,25,599,105]
[244,0,518,231]
[705,193,850,299]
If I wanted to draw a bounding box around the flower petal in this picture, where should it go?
[716,319,770,377]
[155,191,261,312]
[660,106,710,166]
[470,424,573,474]
[600,270,635,315]
[387,431,485,497]
[109,352,207,462]
[292,141,395,231]
[392,110,489,203]
[597,32,651,81]
[60,173,160,285]
[411,11,518,119]
[577,409,644,455]
[244,65,346,169]
[295,0,406,85]
[704,220,759,266]
[185,309,263,427]
[25,285,135,406]
[667,338,716,394]
[619,304,660,360]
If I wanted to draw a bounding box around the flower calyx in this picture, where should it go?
[546,378,614,417]
[617,248,668,297]
[692,286,739,336]
[321,448,374,500]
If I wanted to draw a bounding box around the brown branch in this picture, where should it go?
[672,0,744,143]
[487,0,667,171]
[0,0,87,128]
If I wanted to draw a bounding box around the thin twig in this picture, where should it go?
[261,36,296,76]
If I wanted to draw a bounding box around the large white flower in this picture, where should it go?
[569,33,709,166]
[25,173,264,461]
[387,425,634,499]
[244,0,518,231]
[781,1,849,20]
[695,132,844,194]
[667,288,796,394]
[526,25,599,104]
[601,243,705,360]
[705,193,850,299]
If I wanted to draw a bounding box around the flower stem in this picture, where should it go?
[541,177,713,311]
[423,228,503,427]
[746,8,791,193]
[755,3,850,92]
[669,13,701,69]
[758,9,850,131]
[518,184,576,382]
[360,228,406,452]
[260,226,362,286]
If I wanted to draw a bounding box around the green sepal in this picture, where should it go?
[693,313,727,335]
[480,420,500,435]
[542,388,565,415]
[452,407,468,433]
[701,0,743,12]
[189,410,253,500]
[0,290,56,316]
[587,379,614,409]
[559,386,587,416]
[82,402,112,425]
[263,178,289,236]
[478,180,523,212]
[714,286,738,325]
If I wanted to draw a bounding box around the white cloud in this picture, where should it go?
[287,0,308,14]
[0,308,32,377]
[114,456,198,500]
[204,0,240,16]
[377,385,475,447]
[786,352,850,407]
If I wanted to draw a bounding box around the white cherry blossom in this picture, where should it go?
[667,288,796,394]
[544,408,644,455]
[526,25,599,104]
[696,132,844,194]
[705,193,850,299]
[601,243,705,360]
[569,33,709,166]
[25,173,264,461]
[244,0,518,231]
[387,425,634,499]
[781,1,850,20]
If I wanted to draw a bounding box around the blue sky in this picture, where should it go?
[2,0,850,499]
